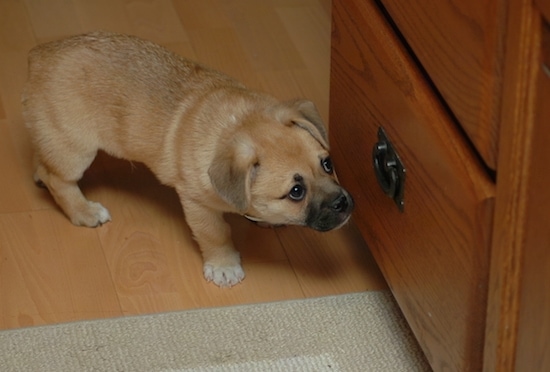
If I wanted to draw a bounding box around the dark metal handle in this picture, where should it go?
[373,142,398,198]
[372,127,406,211]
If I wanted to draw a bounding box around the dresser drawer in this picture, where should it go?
[379,0,505,170]
[330,1,495,371]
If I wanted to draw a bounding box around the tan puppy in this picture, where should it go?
[22,31,354,287]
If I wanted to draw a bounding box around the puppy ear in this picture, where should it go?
[208,134,258,213]
[286,99,329,149]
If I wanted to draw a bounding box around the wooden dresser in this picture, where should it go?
[329,0,550,371]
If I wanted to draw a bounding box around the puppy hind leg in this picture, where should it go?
[35,155,111,227]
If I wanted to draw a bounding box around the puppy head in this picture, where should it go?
[208,99,354,231]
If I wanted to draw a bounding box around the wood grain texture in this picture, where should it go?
[515,23,550,370]
[0,210,122,329]
[379,0,507,170]
[483,2,548,370]
[0,0,386,331]
[330,1,495,370]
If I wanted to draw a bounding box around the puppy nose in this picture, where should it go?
[331,194,349,213]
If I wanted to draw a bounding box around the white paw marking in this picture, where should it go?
[91,202,112,225]
[72,201,111,227]
[203,263,245,288]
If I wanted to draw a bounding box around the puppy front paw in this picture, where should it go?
[71,201,111,227]
[203,263,245,287]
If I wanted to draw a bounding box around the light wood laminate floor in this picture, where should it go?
[0,0,386,331]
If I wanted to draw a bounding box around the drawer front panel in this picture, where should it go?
[380,0,505,170]
[330,1,495,371]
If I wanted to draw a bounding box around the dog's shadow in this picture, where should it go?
[80,151,184,222]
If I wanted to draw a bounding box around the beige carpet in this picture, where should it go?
[0,291,431,371]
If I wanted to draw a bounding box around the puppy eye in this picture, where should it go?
[288,184,306,201]
[321,157,333,174]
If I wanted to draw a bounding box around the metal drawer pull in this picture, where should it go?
[372,127,406,212]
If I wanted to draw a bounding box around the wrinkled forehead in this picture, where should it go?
[263,143,329,184]
[262,124,328,157]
